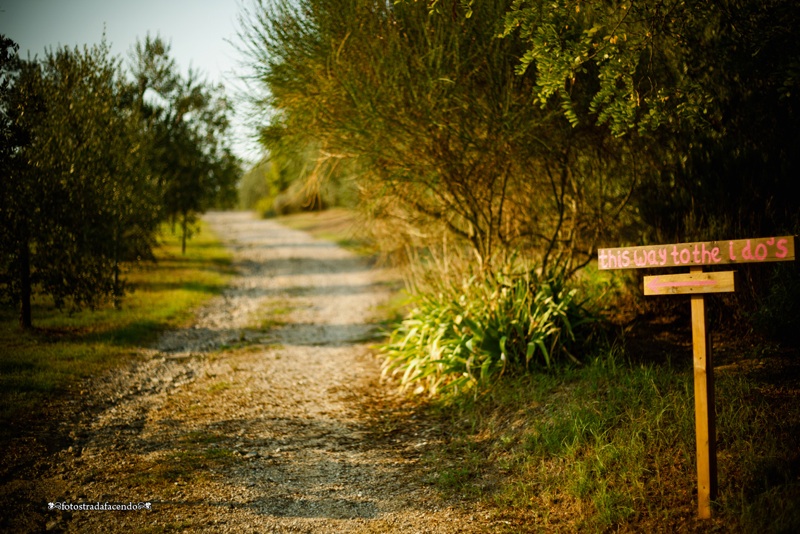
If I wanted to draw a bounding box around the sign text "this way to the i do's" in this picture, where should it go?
[598,236,793,270]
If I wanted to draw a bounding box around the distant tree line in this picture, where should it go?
[239,0,799,334]
[1,34,240,329]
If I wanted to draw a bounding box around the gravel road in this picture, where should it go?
[5,212,494,533]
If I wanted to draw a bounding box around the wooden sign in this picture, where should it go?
[598,236,794,270]
[643,271,736,296]
[597,235,796,519]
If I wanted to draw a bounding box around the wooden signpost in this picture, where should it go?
[598,236,796,519]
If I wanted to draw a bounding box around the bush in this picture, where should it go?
[751,261,800,342]
[381,271,598,396]
[238,160,272,210]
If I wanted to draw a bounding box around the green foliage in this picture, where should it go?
[381,270,596,396]
[1,37,160,326]
[504,0,800,232]
[238,158,272,211]
[1,33,240,328]
[504,0,722,136]
[241,0,799,270]
[130,35,242,252]
[503,0,800,330]
[0,36,21,174]
[239,0,640,272]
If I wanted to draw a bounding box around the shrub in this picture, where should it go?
[381,271,597,396]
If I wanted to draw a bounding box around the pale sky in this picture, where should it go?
[0,0,261,162]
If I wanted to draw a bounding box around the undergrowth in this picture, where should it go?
[381,271,598,396]
[377,244,799,531]
[416,349,800,532]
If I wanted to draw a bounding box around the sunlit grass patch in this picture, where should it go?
[249,298,296,332]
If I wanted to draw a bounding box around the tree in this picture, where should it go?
[240,0,639,275]
[0,35,38,328]
[129,35,241,253]
[1,37,159,327]
[503,0,800,328]
[503,0,800,240]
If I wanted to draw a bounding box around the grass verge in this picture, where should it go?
[412,346,800,532]
[0,220,233,431]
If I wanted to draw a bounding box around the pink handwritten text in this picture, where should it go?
[598,236,795,270]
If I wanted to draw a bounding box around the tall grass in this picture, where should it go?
[275,208,377,256]
[381,270,598,396]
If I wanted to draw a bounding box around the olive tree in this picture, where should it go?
[1,38,158,327]
[130,35,241,254]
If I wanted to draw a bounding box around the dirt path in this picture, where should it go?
[12,212,491,533]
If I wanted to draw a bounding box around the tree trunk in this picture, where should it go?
[181,212,188,255]
[113,230,121,310]
[19,238,32,329]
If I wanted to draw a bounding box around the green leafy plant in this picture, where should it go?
[381,270,597,396]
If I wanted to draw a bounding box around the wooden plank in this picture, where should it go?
[643,271,736,296]
[598,236,795,270]
[690,267,718,519]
